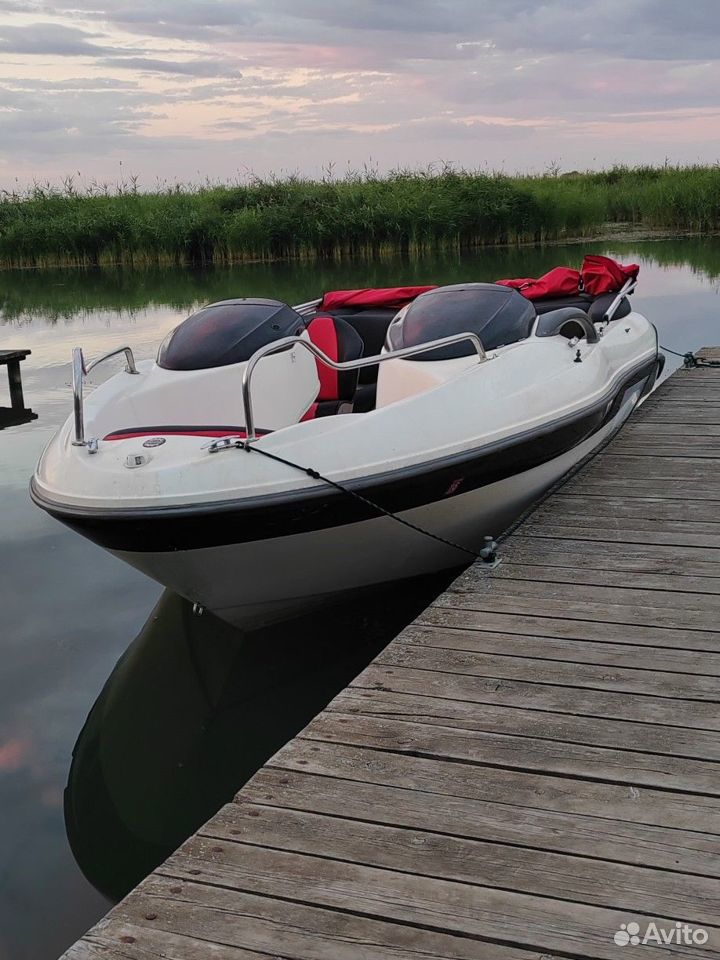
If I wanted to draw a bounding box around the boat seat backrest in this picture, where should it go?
[534,293,631,323]
[534,307,600,343]
[325,308,396,353]
[534,295,593,315]
[587,293,631,323]
[306,316,364,401]
[323,307,397,383]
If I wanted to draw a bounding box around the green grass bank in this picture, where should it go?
[1,164,719,270]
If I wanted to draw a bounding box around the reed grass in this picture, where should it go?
[1,164,718,270]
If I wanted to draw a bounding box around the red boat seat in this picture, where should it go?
[315,288,433,386]
[305,315,364,403]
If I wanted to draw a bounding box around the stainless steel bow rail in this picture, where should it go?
[241,331,488,442]
[69,334,485,450]
[72,345,138,446]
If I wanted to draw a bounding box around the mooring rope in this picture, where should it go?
[660,345,720,368]
[233,343,709,563]
[235,440,493,562]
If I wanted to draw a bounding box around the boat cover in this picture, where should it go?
[497,255,639,300]
[581,255,639,296]
[495,266,580,300]
[319,257,638,313]
[320,286,436,310]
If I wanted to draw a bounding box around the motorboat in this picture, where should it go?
[31,255,663,627]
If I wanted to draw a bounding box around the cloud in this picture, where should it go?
[110,0,251,28]
[0,0,720,185]
[0,19,244,77]
[0,21,111,56]
[3,0,720,61]
[0,737,31,771]
[97,56,242,77]
[0,77,166,162]
[0,75,139,90]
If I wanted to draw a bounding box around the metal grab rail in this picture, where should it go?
[602,278,637,323]
[292,297,322,317]
[72,345,138,446]
[241,331,487,442]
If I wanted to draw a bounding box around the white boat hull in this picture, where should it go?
[112,381,643,627]
[31,279,661,629]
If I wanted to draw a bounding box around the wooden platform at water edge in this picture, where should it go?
[64,350,720,960]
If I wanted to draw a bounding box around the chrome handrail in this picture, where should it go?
[603,278,637,323]
[72,345,138,446]
[292,298,322,317]
[241,331,487,442]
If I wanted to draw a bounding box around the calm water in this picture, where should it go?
[1,241,719,960]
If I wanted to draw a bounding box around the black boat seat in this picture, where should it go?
[534,292,631,322]
[320,307,398,383]
[351,382,378,413]
[588,292,632,322]
[534,307,599,343]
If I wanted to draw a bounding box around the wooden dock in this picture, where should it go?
[63,351,720,959]
[0,348,37,428]
[0,348,31,410]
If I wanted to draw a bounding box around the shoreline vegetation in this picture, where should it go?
[1,164,719,270]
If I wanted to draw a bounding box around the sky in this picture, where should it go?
[1,0,720,189]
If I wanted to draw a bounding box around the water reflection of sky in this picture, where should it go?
[0,241,718,959]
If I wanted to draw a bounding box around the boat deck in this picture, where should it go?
[62,350,720,959]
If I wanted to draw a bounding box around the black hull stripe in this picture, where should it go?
[32,360,658,553]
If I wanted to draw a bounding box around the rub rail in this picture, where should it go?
[242,331,487,442]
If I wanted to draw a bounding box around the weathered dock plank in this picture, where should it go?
[197,803,720,924]
[62,354,720,959]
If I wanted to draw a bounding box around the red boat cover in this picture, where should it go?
[320,286,436,311]
[496,267,580,300]
[320,259,638,311]
[496,256,639,300]
[581,255,639,296]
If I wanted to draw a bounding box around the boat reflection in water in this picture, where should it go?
[64,573,454,900]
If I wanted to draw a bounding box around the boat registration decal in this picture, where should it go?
[445,477,465,496]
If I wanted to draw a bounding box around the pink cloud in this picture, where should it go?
[0,737,31,772]
[225,41,370,70]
